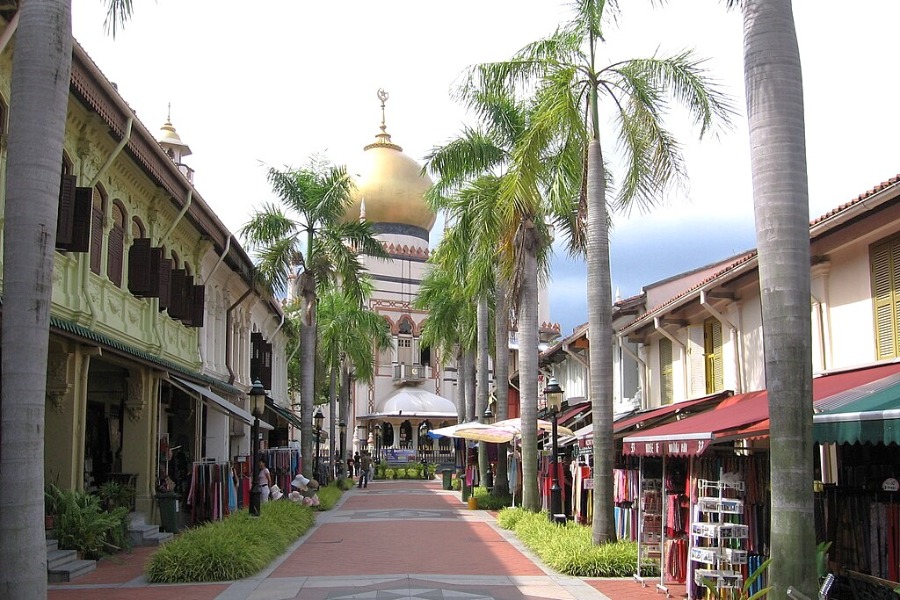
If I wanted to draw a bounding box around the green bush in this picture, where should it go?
[472,487,512,510]
[395,468,406,478]
[496,508,653,577]
[384,468,395,479]
[55,488,131,559]
[146,501,315,582]
[316,484,343,510]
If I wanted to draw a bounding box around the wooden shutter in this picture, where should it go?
[128,238,151,296]
[250,332,263,382]
[89,197,103,274]
[261,341,273,389]
[168,269,185,318]
[69,187,92,253]
[56,174,77,247]
[179,274,195,324]
[156,254,172,310]
[188,284,205,328]
[107,223,124,287]
[872,240,900,359]
[704,318,724,394]
[659,337,673,405]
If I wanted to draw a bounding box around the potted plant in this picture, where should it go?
[98,481,136,511]
[45,483,63,531]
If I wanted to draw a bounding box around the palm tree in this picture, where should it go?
[316,279,392,476]
[241,157,387,479]
[0,2,131,596]
[725,0,814,594]
[462,0,733,537]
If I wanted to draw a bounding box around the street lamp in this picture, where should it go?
[248,379,267,517]
[483,405,494,490]
[544,376,564,523]
[313,406,324,481]
[338,419,346,479]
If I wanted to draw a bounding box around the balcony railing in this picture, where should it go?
[393,363,426,385]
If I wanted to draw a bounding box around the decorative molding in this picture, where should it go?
[46,350,73,415]
[125,375,145,422]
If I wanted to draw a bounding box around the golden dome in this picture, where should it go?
[343,91,435,234]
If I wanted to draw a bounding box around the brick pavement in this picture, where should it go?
[48,478,688,599]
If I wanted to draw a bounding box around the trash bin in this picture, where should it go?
[442,469,453,490]
[156,492,181,533]
[467,496,478,510]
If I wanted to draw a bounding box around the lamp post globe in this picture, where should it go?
[544,376,564,523]
[248,379,267,517]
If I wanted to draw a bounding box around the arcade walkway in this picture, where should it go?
[49,479,683,599]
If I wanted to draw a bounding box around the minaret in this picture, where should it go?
[157,104,194,183]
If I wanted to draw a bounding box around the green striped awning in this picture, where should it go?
[814,377,900,445]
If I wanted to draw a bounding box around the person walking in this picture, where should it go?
[358,451,372,489]
[347,455,355,478]
[257,457,273,504]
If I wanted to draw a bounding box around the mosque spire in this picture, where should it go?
[365,88,401,152]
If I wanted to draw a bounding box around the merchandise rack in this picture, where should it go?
[690,478,747,596]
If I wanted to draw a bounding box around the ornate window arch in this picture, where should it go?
[106,199,126,286]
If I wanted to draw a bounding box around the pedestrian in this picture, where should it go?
[358,451,372,489]
[347,455,356,478]
[257,457,273,504]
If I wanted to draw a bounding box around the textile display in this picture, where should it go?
[187,461,235,524]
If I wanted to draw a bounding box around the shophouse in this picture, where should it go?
[0,30,291,524]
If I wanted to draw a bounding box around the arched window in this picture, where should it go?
[397,316,414,365]
[89,185,107,275]
[131,216,145,240]
[106,200,126,286]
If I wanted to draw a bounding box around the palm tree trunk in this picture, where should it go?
[586,137,616,544]
[743,0,815,594]
[455,350,467,423]
[519,236,540,512]
[493,279,510,497]
[300,321,316,479]
[476,296,490,484]
[328,354,337,479]
[0,2,72,596]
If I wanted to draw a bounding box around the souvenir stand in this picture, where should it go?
[690,476,748,595]
[634,458,663,588]
[260,446,302,493]
[187,460,237,524]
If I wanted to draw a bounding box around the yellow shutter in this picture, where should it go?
[704,318,724,393]
[659,337,673,405]
[872,240,898,359]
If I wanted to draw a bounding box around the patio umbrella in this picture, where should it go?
[452,417,575,443]
[426,420,492,439]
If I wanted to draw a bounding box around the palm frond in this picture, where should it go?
[103,0,134,38]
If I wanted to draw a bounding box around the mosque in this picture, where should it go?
[341,90,560,466]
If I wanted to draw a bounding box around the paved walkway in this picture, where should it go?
[49,479,688,599]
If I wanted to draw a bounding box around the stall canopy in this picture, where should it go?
[813,372,900,445]
[622,361,900,456]
[266,397,302,430]
[171,376,274,430]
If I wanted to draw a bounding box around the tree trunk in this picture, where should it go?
[493,279,510,497]
[586,137,616,544]
[743,0,815,595]
[465,349,476,423]
[519,236,540,512]
[300,320,317,479]
[0,1,73,596]
[328,354,337,478]
[476,296,490,484]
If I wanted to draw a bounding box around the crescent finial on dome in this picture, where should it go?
[367,88,402,151]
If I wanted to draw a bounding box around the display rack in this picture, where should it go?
[635,475,663,587]
[690,478,747,597]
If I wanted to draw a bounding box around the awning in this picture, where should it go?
[814,374,900,445]
[266,397,301,429]
[171,376,273,430]
[622,361,900,456]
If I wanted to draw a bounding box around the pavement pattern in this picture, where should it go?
[49,479,688,600]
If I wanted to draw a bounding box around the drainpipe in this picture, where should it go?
[699,290,743,394]
[90,117,133,187]
[654,317,688,401]
[83,117,134,328]
[810,294,828,373]
[161,189,192,244]
[0,10,20,55]
[202,235,231,285]
[618,335,647,409]
[226,286,254,384]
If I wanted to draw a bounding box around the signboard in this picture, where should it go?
[622,438,710,456]
[883,477,899,492]
[385,448,417,463]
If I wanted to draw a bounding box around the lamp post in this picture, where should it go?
[248,379,267,517]
[544,376,564,522]
[313,406,324,481]
[338,419,346,480]
[483,405,494,490]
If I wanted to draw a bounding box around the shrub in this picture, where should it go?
[98,481,136,511]
[472,487,512,511]
[395,468,405,478]
[316,484,343,510]
[384,468,395,479]
[55,488,131,559]
[496,508,651,577]
[146,501,315,582]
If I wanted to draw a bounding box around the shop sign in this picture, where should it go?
[882,477,899,492]
[624,438,708,456]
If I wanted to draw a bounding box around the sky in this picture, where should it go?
[70,1,900,336]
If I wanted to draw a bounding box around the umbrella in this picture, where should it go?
[452,417,575,443]
[426,420,492,439]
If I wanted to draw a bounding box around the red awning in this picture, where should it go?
[622,361,900,456]
[558,401,591,429]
